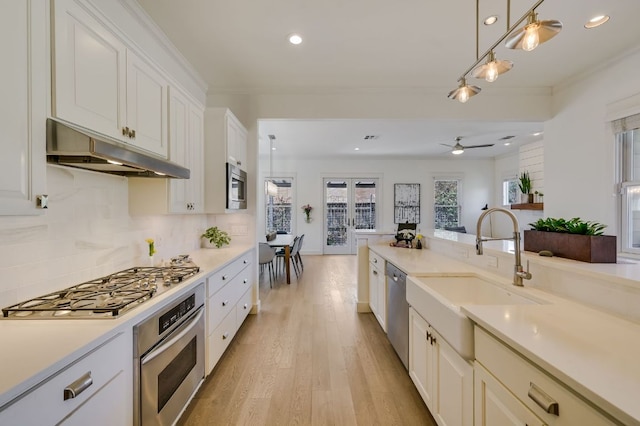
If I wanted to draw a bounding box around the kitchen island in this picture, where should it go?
[362,230,640,425]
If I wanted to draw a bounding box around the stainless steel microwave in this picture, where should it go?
[227,163,247,209]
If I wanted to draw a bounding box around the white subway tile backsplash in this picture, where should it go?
[0,166,252,309]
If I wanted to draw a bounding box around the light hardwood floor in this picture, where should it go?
[179,255,436,426]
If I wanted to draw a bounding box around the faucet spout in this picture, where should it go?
[475,207,531,286]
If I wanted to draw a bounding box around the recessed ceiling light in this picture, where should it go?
[354,147,360,151]
[533,132,543,136]
[585,15,609,29]
[271,147,276,151]
[288,33,303,45]
[504,142,511,146]
[484,15,499,26]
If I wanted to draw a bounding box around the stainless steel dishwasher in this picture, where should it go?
[386,262,409,370]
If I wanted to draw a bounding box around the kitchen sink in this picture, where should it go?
[406,275,545,360]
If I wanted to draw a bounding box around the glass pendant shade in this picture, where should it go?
[505,12,562,50]
[471,51,513,82]
[447,78,481,103]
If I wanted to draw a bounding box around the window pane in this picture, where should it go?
[434,179,460,229]
[626,185,640,249]
[266,178,293,234]
[354,181,376,230]
[503,179,518,205]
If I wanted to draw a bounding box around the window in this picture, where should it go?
[434,178,461,229]
[616,124,640,255]
[502,178,519,205]
[265,178,293,234]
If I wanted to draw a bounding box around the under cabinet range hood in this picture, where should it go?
[46,119,190,179]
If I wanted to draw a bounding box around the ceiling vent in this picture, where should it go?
[500,135,516,140]
[363,135,379,140]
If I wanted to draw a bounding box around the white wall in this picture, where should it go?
[257,155,494,254]
[546,48,640,236]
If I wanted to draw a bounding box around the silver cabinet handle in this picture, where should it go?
[372,270,378,275]
[393,275,398,282]
[64,372,93,401]
[243,260,248,264]
[222,300,229,307]
[222,332,230,340]
[243,303,248,310]
[528,382,559,415]
[222,275,228,281]
[243,279,248,284]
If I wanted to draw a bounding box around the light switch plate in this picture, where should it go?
[486,255,498,268]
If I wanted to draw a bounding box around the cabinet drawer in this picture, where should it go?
[475,328,615,425]
[207,254,251,296]
[369,251,383,267]
[208,280,241,332]
[0,333,126,425]
[207,307,237,371]
[236,287,252,326]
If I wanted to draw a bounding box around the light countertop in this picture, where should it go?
[369,235,640,425]
[0,244,254,409]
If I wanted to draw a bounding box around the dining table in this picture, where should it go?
[267,234,295,284]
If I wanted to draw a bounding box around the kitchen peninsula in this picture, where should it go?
[358,230,640,425]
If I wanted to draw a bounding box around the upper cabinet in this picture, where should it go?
[0,0,47,215]
[51,0,168,158]
[204,108,248,213]
[129,86,204,215]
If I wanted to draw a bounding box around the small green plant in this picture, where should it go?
[201,226,231,248]
[518,171,532,194]
[528,217,606,236]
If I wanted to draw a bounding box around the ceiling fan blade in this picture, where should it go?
[463,144,495,149]
[439,143,454,148]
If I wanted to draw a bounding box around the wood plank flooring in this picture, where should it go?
[178,255,436,426]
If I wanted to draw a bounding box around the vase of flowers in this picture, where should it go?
[302,204,313,223]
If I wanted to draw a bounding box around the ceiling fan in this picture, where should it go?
[440,136,494,155]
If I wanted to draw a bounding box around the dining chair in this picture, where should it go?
[258,242,276,287]
[276,236,301,278]
[294,234,305,271]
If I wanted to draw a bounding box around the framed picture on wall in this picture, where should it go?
[394,183,420,223]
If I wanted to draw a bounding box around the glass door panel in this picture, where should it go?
[324,178,378,254]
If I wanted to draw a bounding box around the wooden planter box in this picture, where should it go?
[523,230,617,263]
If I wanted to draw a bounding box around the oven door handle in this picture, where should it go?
[142,307,204,366]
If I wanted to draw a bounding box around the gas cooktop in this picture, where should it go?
[2,262,200,319]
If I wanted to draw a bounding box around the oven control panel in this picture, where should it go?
[159,293,196,334]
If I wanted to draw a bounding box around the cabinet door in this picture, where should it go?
[376,270,386,330]
[60,371,128,426]
[433,330,473,426]
[0,0,46,215]
[187,104,204,212]
[126,51,168,157]
[368,263,379,317]
[409,308,433,409]
[226,113,247,168]
[168,87,190,213]
[52,0,126,140]
[474,363,546,426]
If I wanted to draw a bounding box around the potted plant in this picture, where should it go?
[201,226,231,248]
[518,171,533,203]
[524,217,615,263]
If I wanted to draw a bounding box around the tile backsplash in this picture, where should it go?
[0,166,253,308]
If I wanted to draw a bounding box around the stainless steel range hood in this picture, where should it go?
[46,119,190,179]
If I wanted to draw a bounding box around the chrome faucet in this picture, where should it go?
[476,207,532,286]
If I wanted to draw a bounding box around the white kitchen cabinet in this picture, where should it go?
[474,327,615,426]
[128,85,204,215]
[52,0,168,158]
[368,251,386,331]
[0,0,47,215]
[0,332,129,425]
[409,307,473,426]
[205,249,253,374]
[204,107,248,213]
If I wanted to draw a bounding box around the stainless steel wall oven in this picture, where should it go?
[134,283,205,425]
[227,162,247,210]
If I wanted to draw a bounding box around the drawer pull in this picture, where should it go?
[243,260,248,264]
[222,332,230,340]
[373,258,377,263]
[63,372,93,401]
[243,303,248,309]
[243,279,248,284]
[222,275,228,281]
[528,382,559,415]
[372,270,378,275]
[222,300,229,307]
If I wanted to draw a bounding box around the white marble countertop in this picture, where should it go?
[0,244,253,409]
[368,235,640,425]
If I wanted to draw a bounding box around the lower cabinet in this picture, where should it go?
[409,307,473,426]
[205,250,253,374]
[0,332,129,425]
[474,327,616,426]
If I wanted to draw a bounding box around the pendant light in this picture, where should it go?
[447,78,481,103]
[471,51,513,82]
[505,11,562,51]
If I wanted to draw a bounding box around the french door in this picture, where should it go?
[323,178,378,254]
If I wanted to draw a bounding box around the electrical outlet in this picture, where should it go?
[486,255,498,268]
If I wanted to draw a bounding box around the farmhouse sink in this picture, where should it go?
[406,275,546,360]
